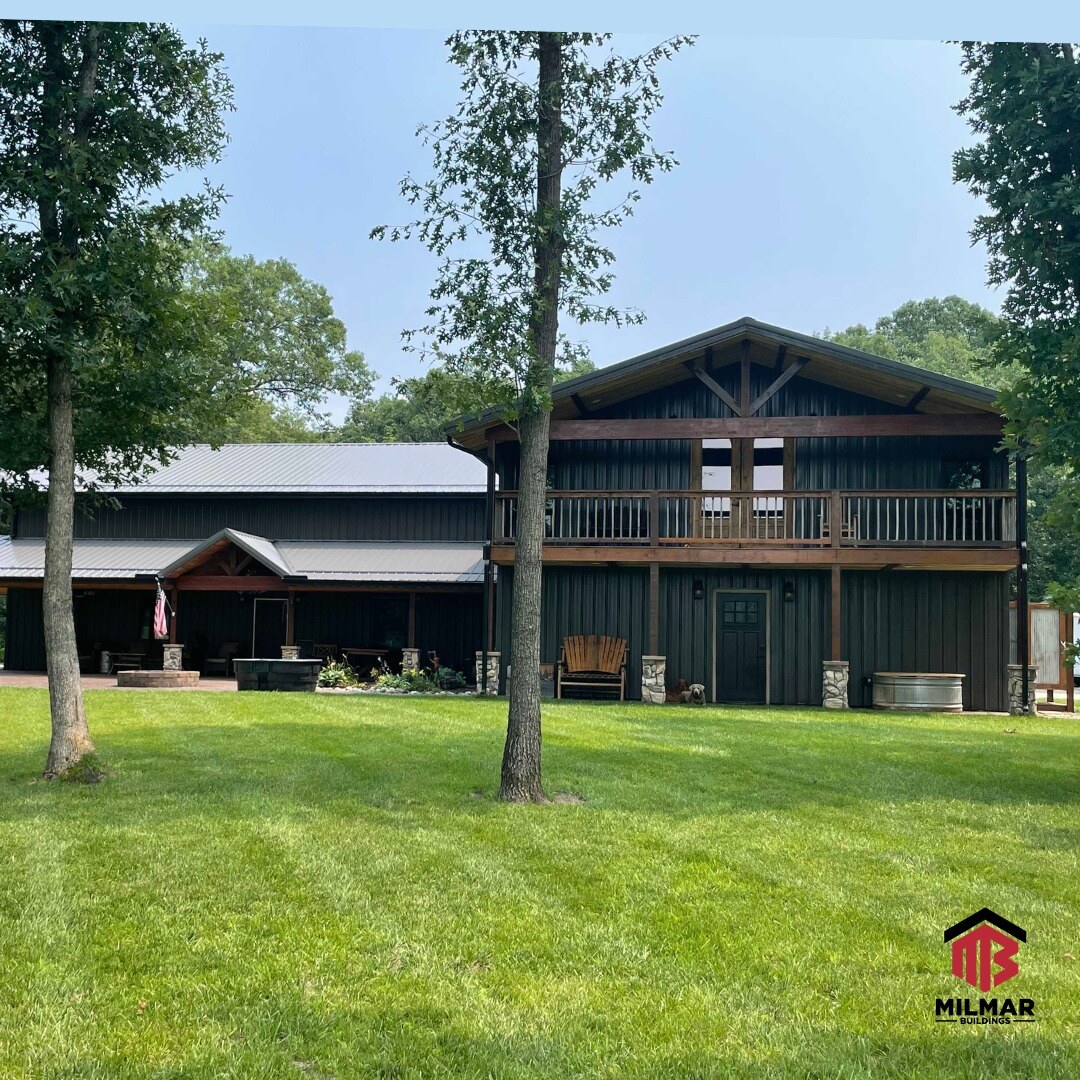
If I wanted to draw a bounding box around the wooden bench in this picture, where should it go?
[556,635,627,700]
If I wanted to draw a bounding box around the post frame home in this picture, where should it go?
[0,444,489,680]
[450,317,1028,711]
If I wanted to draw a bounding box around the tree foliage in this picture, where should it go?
[372,32,692,419]
[340,353,595,443]
[0,20,235,775]
[954,43,1080,612]
[0,21,234,490]
[824,296,1014,388]
[181,241,373,443]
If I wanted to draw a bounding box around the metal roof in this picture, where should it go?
[276,541,485,583]
[0,535,484,585]
[0,537,194,579]
[1,443,488,495]
[158,528,295,580]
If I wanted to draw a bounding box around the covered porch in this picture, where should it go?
[0,528,486,681]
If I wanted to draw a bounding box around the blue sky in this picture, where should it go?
[173,26,994,416]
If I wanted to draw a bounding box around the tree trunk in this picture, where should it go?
[36,23,97,777]
[499,32,564,803]
[43,354,94,777]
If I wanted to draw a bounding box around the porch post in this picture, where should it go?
[285,588,296,647]
[407,590,416,647]
[168,585,178,645]
[823,562,849,708]
[648,562,660,655]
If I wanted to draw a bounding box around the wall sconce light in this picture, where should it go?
[783,581,796,604]
[693,578,705,601]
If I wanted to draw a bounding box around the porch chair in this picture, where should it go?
[556,634,628,701]
[205,642,240,677]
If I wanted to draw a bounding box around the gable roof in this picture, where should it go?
[448,316,1002,450]
[159,528,296,580]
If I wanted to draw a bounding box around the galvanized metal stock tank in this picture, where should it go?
[872,671,965,712]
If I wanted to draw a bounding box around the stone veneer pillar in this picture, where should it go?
[641,655,667,704]
[280,645,300,660]
[1007,664,1037,716]
[822,660,849,709]
[401,647,420,670]
[163,644,184,671]
[475,651,500,695]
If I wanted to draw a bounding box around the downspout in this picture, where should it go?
[1016,447,1029,711]
[481,442,495,694]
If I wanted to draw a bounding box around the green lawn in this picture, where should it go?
[1,689,1078,1079]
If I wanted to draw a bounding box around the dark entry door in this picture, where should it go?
[252,598,287,658]
[714,592,767,703]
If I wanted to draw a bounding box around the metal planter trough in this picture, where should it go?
[234,658,322,692]
[872,672,965,712]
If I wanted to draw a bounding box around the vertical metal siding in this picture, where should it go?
[15,495,487,542]
[842,570,1009,711]
[661,568,828,705]
[496,565,649,696]
[4,588,45,670]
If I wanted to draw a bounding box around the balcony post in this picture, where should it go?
[830,490,842,548]
[648,491,659,547]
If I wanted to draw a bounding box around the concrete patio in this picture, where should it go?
[0,670,238,691]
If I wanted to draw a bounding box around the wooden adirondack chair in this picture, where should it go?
[556,634,628,700]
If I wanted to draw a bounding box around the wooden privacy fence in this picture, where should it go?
[1010,602,1076,713]
[494,490,1017,547]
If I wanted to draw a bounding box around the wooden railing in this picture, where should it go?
[493,490,1016,547]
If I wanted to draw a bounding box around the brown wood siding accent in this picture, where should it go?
[497,414,1004,441]
[489,544,1018,570]
[493,365,1006,496]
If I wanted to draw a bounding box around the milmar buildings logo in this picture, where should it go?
[936,909,1036,1025]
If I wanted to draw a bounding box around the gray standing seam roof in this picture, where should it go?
[103,442,487,494]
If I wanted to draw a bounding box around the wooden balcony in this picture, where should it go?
[491,490,1019,570]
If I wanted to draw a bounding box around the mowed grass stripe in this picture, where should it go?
[0,688,1077,1078]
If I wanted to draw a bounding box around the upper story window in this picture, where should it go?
[942,456,989,490]
[702,438,787,492]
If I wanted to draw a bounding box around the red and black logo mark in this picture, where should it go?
[935,909,1035,1025]
[944,908,1025,992]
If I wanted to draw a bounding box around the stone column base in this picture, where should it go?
[280,645,300,660]
[823,660,849,709]
[1007,664,1037,716]
[641,655,667,704]
[476,651,500,695]
[163,643,184,671]
[401,647,420,670]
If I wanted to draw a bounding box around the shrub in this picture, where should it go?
[374,666,438,692]
[434,666,467,690]
[318,659,359,688]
